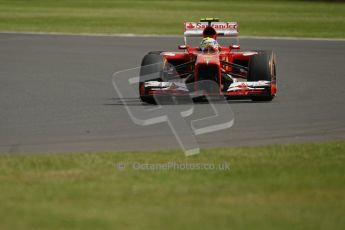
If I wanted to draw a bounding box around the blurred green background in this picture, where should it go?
[0,0,344,38]
[1,142,345,230]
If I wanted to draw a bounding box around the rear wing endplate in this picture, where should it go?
[184,22,239,37]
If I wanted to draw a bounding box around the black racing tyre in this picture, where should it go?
[248,50,277,102]
[139,53,165,104]
[147,51,164,55]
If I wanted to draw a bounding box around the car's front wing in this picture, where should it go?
[142,80,273,98]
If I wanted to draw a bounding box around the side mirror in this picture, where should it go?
[178,45,187,50]
[230,44,240,50]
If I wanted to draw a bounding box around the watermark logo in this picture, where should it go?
[115,161,230,171]
[112,62,234,156]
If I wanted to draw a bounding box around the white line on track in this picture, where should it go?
[1,31,345,42]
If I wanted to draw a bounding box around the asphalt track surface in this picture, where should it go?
[0,33,344,154]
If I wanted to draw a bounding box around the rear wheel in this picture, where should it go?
[248,50,277,101]
[139,53,165,104]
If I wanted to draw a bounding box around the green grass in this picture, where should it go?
[0,141,344,230]
[0,0,344,38]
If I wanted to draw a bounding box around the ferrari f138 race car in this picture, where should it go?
[139,18,277,104]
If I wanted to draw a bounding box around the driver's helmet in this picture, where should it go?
[199,37,219,52]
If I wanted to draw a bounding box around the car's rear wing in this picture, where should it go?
[184,22,239,37]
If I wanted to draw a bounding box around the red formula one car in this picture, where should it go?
[139,18,277,104]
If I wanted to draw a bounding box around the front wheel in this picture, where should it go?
[248,50,277,102]
[139,53,165,104]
